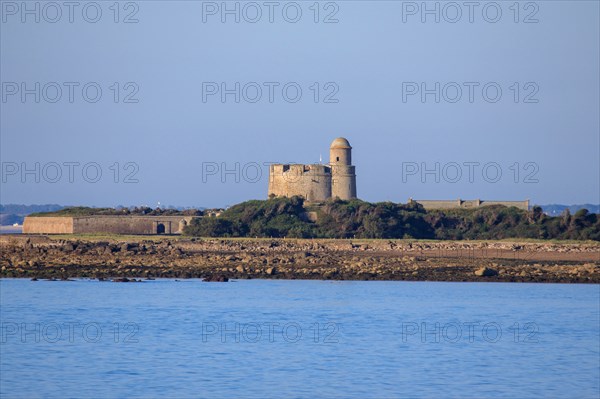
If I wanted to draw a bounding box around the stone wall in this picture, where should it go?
[23,217,74,234]
[23,216,198,235]
[268,164,332,202]
[413,199,529,211]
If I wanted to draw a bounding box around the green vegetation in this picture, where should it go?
[313,199,433,239]
[30,206,202,217]
[183,197,600,241]
[185,197,312,238]
[425,206,599,240]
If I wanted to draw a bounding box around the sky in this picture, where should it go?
[1,0,599,208]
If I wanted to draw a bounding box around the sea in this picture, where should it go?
[1,279,598,398]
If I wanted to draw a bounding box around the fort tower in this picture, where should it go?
[330,137,357,200]
[267,137,357,202]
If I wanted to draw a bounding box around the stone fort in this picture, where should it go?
[22,137,529,235]
[268,137,358,202]
[268,137,529,210]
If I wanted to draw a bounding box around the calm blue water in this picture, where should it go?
[1,279,598,399]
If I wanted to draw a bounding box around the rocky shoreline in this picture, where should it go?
[1,235,598,283]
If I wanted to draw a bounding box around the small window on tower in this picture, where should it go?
[336,157,339,161]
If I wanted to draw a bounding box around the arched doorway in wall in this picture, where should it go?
[157,223,166,234]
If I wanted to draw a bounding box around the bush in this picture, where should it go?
[183,198,599,241]
[185,217,234,237]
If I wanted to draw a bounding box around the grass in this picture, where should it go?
[48,234,181,242]
[42,234,600,246]
[29,206,194,217]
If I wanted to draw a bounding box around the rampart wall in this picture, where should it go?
[414,199,530,211]
[23,216,197,235]
[23,217,74,234]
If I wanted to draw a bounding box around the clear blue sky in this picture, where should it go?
[1,1,598,208]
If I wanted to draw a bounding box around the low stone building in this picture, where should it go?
[410,198,530,211]
[23,215,198,235]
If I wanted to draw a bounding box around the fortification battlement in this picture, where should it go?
[270,163,332,177]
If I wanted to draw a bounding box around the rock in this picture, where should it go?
[203,274,229,282]
[170,248,183,256]
[266,267,276,275]
[475,267,499,277]
[121,242,138,252]
[63,243,76,251]
[236,266,245,273]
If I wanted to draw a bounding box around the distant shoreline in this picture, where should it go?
[0,225,22,235]
[1,235,598,283]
